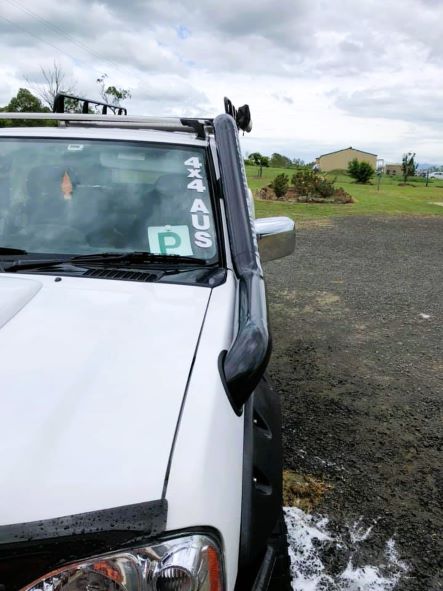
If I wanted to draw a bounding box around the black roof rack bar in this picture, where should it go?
[53,93,127,116]
[180,118,210,140]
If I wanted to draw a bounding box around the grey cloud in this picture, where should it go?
[200,0,312,49]
[67,0,315,66]
[2,0,442,81]
[334,86,443,125]
[1,0,119,42]
[134,76,211,116]
[272,93,294,105]
[0,0,414,80]
[339,40,363,54]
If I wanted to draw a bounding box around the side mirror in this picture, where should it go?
[255,216,295,262]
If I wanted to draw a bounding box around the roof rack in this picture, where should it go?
[0,112,212,137]
[0,96,252,139]
[53,93,127,115]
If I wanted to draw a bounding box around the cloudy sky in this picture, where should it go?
[1,0,443,163]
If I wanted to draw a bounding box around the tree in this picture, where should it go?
[248,152,264,165]
[0,68,131,124]
[28,61,76,110]
[96,73,131,106]
[7,88,48,112]
[29,65,131,113]
[347,158,374,183]
[270,173,289,198]
[249,152,269,178]
[0,88,51,126]
[402,152,416,182]
[248,152,269,177]
[270,152,292,168]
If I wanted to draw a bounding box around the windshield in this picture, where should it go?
[0,138,217,261]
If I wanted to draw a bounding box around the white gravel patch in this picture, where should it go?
[349,517,375,544]
[284,507,408,591]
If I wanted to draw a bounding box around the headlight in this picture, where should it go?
[21,534,223,591]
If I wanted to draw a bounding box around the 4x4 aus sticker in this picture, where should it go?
[146,155,214,256]
[190,198,212,248]
[184,155,213,250]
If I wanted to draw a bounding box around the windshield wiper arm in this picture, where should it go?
[2,251,211,272]
[72,252,211,266]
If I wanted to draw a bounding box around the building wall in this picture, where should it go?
[385,164,403,176]
[317,148,377,172]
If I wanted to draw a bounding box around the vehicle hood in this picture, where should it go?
[0,274,211,525]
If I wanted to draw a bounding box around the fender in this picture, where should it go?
[0,500,167,589]
[238,375,283,579]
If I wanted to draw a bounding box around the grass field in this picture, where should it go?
[246,166,443,220]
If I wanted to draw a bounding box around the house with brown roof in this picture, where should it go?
[315,147,377,172]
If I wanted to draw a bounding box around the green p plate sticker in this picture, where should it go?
[148,225,193,256]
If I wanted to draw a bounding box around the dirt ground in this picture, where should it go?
[264,216,442,590]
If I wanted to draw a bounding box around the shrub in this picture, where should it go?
[347,158,360,179]
[402,152,416,182]
[291,170,335,198]
[270,173,289,198]
[332,187,353,203]
[347,159,374,183]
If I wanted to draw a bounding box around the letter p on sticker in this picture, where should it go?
[158,231,181,253]
[148,225,193,256]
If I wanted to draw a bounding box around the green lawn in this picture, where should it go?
[246,166,443,220]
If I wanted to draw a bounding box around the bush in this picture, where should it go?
[402,152,416,182]
[270,173,289,198]
[291,170,335,198]
[347,159,374,183]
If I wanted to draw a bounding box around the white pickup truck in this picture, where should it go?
[0,96,295,591]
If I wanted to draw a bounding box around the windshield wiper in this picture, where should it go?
[2,251,212,273]
[0,247,28,255]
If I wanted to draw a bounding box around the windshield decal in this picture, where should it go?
[190,198,212,249]
[148,225,193,256]
[184,153,213,251]
[185,156,206,193]
[194,231,212,248]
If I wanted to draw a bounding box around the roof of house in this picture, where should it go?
[317,146,378,159]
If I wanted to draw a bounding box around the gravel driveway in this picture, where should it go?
[264,216,442,590]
